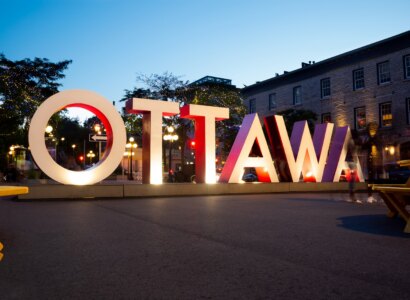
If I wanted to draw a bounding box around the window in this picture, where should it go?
[268,93,276,110]
[249,99,256,113]
[353,68,365,90]
[407,98,410,124]
[380,102,392,127]
[404,55,410,79]
[320,78,331,98]
[321,113,331,123]
[377,61,391,84]
[354,107,366,130]
[293,86,302,105]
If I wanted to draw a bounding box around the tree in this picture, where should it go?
[0,54,71,170]
[120,72,188,169]
[121,72,246,171]
[276,108,318,133]
[188,82,246,158]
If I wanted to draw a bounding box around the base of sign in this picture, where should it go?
[16,182,368,200]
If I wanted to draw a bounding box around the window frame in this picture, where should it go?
[353,68,365,90]
[249,98,256,113]
[406,98,410,125]
[377,61,391,85]
[268,93,276,110]
[379,102,393,128]
[293,86,302,105]
[404,55,410,79]
[354,106,366,131]
[320,78,331,99]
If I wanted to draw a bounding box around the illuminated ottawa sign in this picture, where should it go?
[28,90,363,185]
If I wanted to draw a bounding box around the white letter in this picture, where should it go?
[29,90,126,185]
[180,104,229,183]
[126,98,179,184]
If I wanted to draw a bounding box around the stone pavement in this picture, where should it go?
[0,193,409,299]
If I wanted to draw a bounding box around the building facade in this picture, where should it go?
[242,31,410,179]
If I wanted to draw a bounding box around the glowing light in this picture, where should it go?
[45,125,53,134]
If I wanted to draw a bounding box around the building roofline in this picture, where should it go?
[242,30,410,96]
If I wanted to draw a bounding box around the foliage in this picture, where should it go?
[0,54,71,170]
[277,108,318,133]
[121,72,246,165]
[189,83,246,156]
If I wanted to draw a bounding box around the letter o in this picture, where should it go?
[29,90,126,185]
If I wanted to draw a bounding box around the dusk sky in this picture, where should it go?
[1,0,409,119]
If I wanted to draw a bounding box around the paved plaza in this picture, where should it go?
[0,193,409,299]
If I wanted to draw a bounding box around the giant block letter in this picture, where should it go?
[126,98,179,184]
[219,113,279,183]
[29,90,126,185]
[322,126,364,182]
[264,115,333,182]
[180,104,229,183]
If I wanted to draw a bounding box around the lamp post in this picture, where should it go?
[86,150,95,164]
[94,124,102,161]
[367,122,378,203]
[126,137,137,180]
[71,144,76,156]
[163,126,178,181]
[45,125,58,161]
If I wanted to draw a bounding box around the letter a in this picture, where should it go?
[322,126,364,182]
[219,113,279,183]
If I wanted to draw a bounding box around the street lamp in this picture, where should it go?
[86,150,96,164]
[94,123,103,160]
[44,125,58,161]
[45,125,53,134]
[163,126,179,181]
[126,137,137,180]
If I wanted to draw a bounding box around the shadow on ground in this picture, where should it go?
[338,214,409,238]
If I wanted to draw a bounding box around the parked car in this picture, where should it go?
[242,173,258,182]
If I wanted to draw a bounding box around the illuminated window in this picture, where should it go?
[404,55,410,79]
[380,102,392,128]
[293,86,302,105]
[353,68,364,90]
[268,93,276,110]
[249,98,256,113]
[377,61,391,84]
[354,107,366,130]
[320,78,331,98]
[321,113,331,123]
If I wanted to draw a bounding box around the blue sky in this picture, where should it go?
[1,0,409,119]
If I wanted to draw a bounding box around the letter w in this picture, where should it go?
[264,115,333,182]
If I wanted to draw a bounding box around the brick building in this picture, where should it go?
[242,31,410,179]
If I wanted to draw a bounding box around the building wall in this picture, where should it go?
[243,46,410,177]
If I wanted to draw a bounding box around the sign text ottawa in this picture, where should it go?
[28,90,363,185]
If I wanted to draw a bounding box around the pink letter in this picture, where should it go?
[219,113,279,183]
